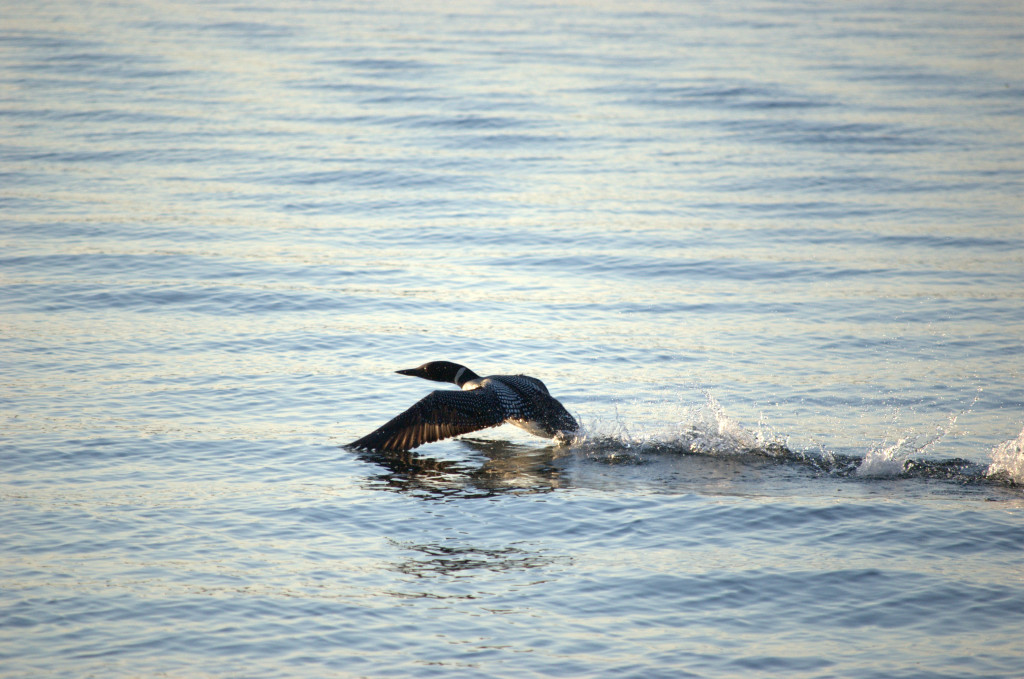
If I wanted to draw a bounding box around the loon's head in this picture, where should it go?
[396,361,479,386]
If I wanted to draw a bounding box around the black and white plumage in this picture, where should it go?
[349,361,580,452]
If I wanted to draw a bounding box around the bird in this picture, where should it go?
[349,361,580,452]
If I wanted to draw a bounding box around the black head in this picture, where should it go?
[396,361,479,386]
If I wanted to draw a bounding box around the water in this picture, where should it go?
[2,0,1023,676]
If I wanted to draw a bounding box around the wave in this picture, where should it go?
[572,394,1021,489]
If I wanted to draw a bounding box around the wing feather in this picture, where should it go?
[512,375,549,395]
[350,388,506,452]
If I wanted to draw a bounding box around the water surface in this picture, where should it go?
[2,1,1023,677]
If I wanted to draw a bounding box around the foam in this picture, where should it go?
[987,426,1024,486]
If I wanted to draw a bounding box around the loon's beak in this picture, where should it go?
[395,368,420,377]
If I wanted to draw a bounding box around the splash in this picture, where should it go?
[855,398,977,478]
[856,429,944,477]
[568,391,1018,488]
[986,426,1024,486]
[575,391,788,460]
[679,391,784,455]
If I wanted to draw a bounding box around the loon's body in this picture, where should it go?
[350,361,579,452]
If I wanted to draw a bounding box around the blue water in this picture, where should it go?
[2,0,1023,676]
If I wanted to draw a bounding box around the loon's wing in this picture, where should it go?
[349,388,506,452]
[508,374,549,395]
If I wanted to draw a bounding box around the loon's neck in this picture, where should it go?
[452,365,479,387]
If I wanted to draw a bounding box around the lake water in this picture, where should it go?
[2,0,1023,676]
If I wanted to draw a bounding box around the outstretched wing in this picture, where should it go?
[349,388,506,452]
[509,374,549,395]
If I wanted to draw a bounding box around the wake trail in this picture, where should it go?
[571,393,1022,489]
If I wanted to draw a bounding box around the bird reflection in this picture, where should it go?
[391,540,568,581]
[351,437,566,498]
[349,439,573,598]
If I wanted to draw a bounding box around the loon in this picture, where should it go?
[349,361,580,452]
